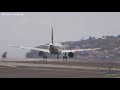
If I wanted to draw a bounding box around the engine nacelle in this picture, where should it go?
[68,52,74,58]
[38,51,45,56]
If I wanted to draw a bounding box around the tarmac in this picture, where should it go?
[0,58,120,78]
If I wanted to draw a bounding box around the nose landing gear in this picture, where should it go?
[43,56,47,59]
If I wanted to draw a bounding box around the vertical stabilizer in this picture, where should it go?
[2,52,7,58]
[51,27,54,44]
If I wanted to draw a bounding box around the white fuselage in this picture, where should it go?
[48,43,63,54]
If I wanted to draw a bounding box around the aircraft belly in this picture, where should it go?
[49,47,59,54]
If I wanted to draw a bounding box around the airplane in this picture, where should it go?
[11,27,100,59]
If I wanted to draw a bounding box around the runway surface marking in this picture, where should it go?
[1,64,17,67]
[0,62,119,71]
[0,66,105,75]
[21,67,106,74]
[1,58,120,63]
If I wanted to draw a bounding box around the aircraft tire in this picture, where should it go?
[57,56,59,59]
[63,56,67,60]
[43,56,47,59]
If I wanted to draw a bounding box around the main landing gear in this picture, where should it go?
[57,54,59,59]
[63,52,67,60]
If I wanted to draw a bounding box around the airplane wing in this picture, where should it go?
[10,45,50,53]
[40,44,49,47]
[61,48,100,53]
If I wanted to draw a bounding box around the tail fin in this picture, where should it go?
[51,27,54,44]
[2,52,7,58]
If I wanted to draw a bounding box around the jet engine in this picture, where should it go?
[68,52,74,58]
[38,51,45,56]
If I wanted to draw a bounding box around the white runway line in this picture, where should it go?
[1,64,17,67]
[22,67,105,73]
[23,68,83,72]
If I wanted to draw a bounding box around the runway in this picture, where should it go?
[0,58,120,78]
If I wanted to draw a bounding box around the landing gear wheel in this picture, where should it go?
[63,52,67,61]
[63,56,67,60]
[43,56,47,59]
[57,56,59,59]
